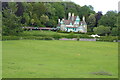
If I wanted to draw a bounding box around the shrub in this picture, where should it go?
[53,34,62,40]
[2,36,20,40]
[2,36,53,40]
[96,36,118,42]
[44,37,53,40]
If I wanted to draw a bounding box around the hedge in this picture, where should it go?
[96,36,118,42]
[2,36,53,40]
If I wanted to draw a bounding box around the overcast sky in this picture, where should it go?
[71,0,119,14]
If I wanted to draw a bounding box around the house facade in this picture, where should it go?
[57,13,87,33]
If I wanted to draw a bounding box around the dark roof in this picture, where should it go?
[58,16,87,27]
[64,16,77,25]
[64,20,70,25]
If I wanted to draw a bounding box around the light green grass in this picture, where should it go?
[21,31,88,37]
[0,41,2,79]
[21,31,69,36]
[2,40,118,78]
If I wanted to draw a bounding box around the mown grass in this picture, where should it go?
[20,31,69,36]
[2,40,118,78]
[19,31,91,38]
[0,41,2,79]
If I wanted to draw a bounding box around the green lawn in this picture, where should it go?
[2,40,118,78]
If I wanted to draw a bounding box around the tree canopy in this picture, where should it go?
[2,2,118,36]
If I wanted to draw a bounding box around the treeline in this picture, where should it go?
[2,2,119,36]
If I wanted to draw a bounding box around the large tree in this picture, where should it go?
[111,27,118,36]
[93,25,111,36]
[2,2,22,35]
[98,11,117,28]
[52,2,65,19]
[95,11,103,27]
[32,2,46,18]
[87,13,96,32]
[78,5,95,19]
[40,14,49,25]
[65,2,79,17]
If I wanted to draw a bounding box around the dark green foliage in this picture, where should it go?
[97,36,118,42]
[79,5,95,19]
[52,2,65,19]
[95,11,103,27]
[53,34,62,40]
[93,25,111,36]
[87,14,96,32]
[111,27,118,36]
[2,36,20,40]
[2,2,23,36]
[3,31,118,42]
[22,36,53,40]
[98,11,117,28]
[65,2,79,17]
[2,36,53,40]
[2,2,118,37]
[32,2,46,17]
[16,2,24,16]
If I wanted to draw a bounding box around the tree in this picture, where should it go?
[52,2,65,19]
[87,13,96,32]
[44,3,56,19]
[2,2,22,35]
[30,19,35,26]
[98,11,117,28]
[32,2,46,17]
[93,25,110,36]
[111,27,118,36]
[23,12,30,26]
[95,11,103,27]
[16,2,24,16]
[78,5,95,19]
[65,2,79,17]
[118,12,120,36]
[22,3,33,20]
[40,15,49,25]
[45,19,57,27]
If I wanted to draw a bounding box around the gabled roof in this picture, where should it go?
[58,15,87,27]
[63,16,78,25]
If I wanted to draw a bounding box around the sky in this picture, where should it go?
[71,0,119,14]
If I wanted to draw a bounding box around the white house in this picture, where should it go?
[57,12,87,33]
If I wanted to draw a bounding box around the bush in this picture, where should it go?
[2,36,20,40]
[53,34,62,40]
[57,30,69,33]
[2,36,53,40]
[96,36,118,42]
[44,37,53,40]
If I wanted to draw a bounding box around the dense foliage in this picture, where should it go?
[2,2,119,36]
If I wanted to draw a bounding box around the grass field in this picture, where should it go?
[2,40,118,78]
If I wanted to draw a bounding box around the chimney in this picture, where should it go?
[72,13,74,21]
[68,12,71,20]
[58,19,60,23]
[83,16,85,21]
